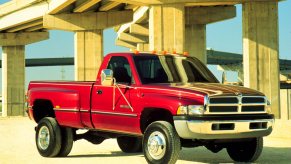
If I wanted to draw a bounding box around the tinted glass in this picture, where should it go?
[133,55,218,84]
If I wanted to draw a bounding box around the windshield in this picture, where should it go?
[133,55,219,84]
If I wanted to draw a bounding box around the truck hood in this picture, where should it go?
[141,83,264,97]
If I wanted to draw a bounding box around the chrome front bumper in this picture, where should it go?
[174,117,274,139]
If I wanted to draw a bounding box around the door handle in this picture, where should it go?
[97,90,102,94]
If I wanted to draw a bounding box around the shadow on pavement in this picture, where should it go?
[179,146,291,163]
[67,151,143,158]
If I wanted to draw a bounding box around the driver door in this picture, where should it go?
[91,56,139,134]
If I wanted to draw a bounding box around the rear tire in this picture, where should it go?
[35,117,61,157]
[57,127,74,157]
[227,137,263,162]
[143,121,181,164]
[117,136,142,153]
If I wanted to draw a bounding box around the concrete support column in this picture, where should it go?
[243,2,280,118]
[2,46,25,116]
[185,24,206,64]
[0,32,48,117]
[149,4,185,53]
[75,30,103,81]
[137,43,149,51]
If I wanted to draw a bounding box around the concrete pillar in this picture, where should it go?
[243,2,280,118]
[149,4,185,53]
[2,46,25,116]
[185,24,206,63]
[74,30,103,81]
[0,32,48,117]
[137,43,149,51]
[43,11,133,81]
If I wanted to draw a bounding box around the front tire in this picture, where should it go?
[227,137,263,162]
[35,117,61,157]
[143,121,181,164]
[117,136,142,153]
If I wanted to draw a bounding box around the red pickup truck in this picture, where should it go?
[27,52,274,164]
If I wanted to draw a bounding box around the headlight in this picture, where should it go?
[188,105,205,115]
[177,105,205,115]
[266,100,272,114]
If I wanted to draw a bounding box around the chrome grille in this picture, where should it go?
[205,96,267,114]
[242,97,265,103]
[209,106,237,112]
[209,97,238,104]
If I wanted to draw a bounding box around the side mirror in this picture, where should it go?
[101,69,114,86]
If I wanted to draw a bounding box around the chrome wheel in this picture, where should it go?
[38,126,50,150]
[147,131,166,160]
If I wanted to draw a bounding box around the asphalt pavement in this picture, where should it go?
[0,117,291,164]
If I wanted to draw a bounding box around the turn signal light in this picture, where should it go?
[134,50,139,54]
[183,51,189,56]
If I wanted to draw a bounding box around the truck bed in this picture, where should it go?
[28,81,95,128]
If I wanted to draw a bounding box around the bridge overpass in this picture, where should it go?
[0,0,284,118]
[1,50,289,75]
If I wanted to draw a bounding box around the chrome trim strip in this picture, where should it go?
[207,103,265,107]
[53,108,79,112]
[80,109,89,113]
[91,110,138,117]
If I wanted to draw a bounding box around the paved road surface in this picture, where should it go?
[0,117,290,164]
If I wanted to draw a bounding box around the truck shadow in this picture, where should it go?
[66,146,291,163]
[179,146,291,163]
[67,151,143,158]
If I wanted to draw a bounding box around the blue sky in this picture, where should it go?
[0,0,290,88]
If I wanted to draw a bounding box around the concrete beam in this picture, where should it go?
[125,4,138,10]
[185,6,236,25]
[0,1,47,31]
[48,0,76,14]
[25,25,43,32]
[0,0,40,17]
[99,1,121,11]
[119,32,148,43]
[115,39,137,49]
[0,32,49,46]
[6,19,43,32]
[117,6,149,36]
[110,0,280,6]
[74,0,101,13]
[43,10,133,31]
[130,24,149,36]
[243,2,280,118]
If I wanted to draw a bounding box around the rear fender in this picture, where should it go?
[28,88,83,128]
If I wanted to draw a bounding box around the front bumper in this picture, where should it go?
[174,114,274,139]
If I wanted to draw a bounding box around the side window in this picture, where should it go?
[107,56,132,84]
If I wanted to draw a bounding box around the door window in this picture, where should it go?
[107,56,132,84]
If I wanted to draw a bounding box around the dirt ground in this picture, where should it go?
[0,117,291,164]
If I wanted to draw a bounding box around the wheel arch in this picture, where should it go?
[32,99,55,123]
[140,108,174,133]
